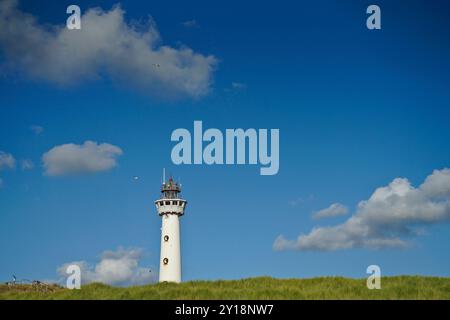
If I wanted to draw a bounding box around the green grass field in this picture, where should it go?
[1,276,450,300]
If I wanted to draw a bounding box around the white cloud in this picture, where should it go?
[30,125,44,135]
[182,19,198,28]
[58,247,156,286]
[312,203,348,219]
[0,0,217,99]
[0,151,15,170]
[42,141,123,176]
[21,159,34,170]
[274,168,450,251]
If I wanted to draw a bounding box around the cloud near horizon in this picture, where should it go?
[42,141,123,176]
[0,0,217,99]
[274,168,450,251]
[57,247,156,286]
[312,203,348,220]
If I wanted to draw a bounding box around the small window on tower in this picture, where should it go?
[165,201,170,205]
[163,258,169,265]
[160,201,164,206]
[164,235,169,242]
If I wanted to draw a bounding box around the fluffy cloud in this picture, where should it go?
[42,141,123,176]
[0,0,217,99]
[0,151,15,170]
[58,247,155,286]
[182,19,199,28]
[274,168,450,251]
[312,203,348,219]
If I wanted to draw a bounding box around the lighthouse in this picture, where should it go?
[155,176,187,283]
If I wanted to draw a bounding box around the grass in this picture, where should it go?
[1,276,450,300]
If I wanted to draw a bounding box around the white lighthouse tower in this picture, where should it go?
[155,176,187,283]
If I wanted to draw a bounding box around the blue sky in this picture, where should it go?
[1,0,450,284]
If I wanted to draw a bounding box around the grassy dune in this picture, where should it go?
[1,276,450,300]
